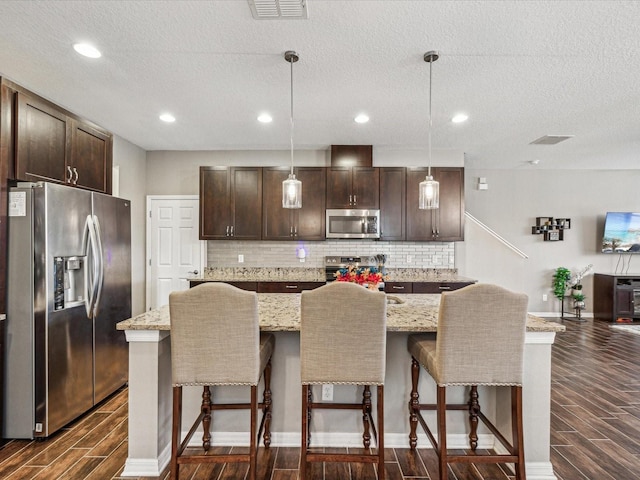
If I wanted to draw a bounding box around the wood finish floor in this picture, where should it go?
[1,318,639,479]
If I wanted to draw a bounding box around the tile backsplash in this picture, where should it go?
[207,240,455,269]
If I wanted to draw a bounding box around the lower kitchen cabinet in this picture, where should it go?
[257,282,325,293]
[190,280,258,291]
[385,281,473,294]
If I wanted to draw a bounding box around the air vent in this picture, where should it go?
[248,0,309,19]
[529,135,574,145]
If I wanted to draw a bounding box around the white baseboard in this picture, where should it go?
[120,442,171,477]
[529,311,593,318]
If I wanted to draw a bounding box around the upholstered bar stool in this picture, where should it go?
[407,283,529,480]
[300,281,387,480]
[169,282,275,480]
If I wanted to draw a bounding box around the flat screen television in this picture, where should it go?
[602,212,640,253]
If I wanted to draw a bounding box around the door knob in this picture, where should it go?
[188,270,199,275]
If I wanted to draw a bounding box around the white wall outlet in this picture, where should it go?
[406,254,412,263]
[238,254,244,263]
[322,384,333,401]
[542,294,548,302]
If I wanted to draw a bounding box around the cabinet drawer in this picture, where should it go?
[412,282,474,294]
[258,282,324,293]
[384,282,413,293]
[189,280,258,291]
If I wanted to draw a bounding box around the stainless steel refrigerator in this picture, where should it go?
[4,182,131,439]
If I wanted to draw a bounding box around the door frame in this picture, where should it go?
[145,195,205,310]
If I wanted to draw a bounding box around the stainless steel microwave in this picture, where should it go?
[326,209,380,239]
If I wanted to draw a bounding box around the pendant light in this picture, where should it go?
[282,50,302,209]
[419,51,440,210]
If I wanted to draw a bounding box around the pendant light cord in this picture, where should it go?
[289,54,295,176]
[428,56,432,178]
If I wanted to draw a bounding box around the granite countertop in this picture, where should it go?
[198,267,475,283]
[117,293,564,334]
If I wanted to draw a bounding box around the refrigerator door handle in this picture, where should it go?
[92,215,105,316]
[83,215,101,318]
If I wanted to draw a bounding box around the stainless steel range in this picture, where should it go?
[324,255,379,283]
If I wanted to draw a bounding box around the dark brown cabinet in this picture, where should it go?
[326,166,379,209]
[190,280,258,291]
[593,274,640,321]
[379,167,406,240]
[406,167,464,241]
[257,282,324,293]
[14,92,112,193]
[262,167,326,240]
[69,120,112,192]
[200,167,262,240]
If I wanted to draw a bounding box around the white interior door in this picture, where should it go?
[146,196,204,310]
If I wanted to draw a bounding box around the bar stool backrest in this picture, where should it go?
[435,283,529,386]
[169,283,260,386]
[300,282,387,385]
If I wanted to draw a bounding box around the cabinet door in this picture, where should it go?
[352,167,379,209]
[433,167,464,241]
[616,288,634,317]
[200,167,231,239]
[295,167,326,240]
[379,167,405,240]
[230,167,262,239]
[406,168,435,240]
[15,92,69,184]
[326,167,352,208]
[70,120,112,193]
[406,167,464,241]
[262,167,294,240]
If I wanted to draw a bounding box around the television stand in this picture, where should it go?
[593,273,640,322]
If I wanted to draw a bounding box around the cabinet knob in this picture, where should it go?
[72,167,78,184]
[353,194,357,205]
[226,226,230,236]
[66,166,73,183]
[392,285,405,290]
[230,225,234,236]
[285,285,297,289]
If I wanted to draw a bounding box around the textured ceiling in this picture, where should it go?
[0,1,639,169]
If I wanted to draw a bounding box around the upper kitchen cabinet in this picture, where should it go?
[379,167,406,240]
[262,167,326,241]
[406,167,465,242]
[14,90,112,194]
[69,120,112,192]
[200,166,262,240]
[327,145,379,209]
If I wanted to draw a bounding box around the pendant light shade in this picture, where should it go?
[282,50,302,209]
[419,50,440,210]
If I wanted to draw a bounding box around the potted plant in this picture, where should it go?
[572,292,586,310]
[570,264,593,295]
[552,267,572,301]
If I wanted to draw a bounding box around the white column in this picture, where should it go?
[120,330,172,477]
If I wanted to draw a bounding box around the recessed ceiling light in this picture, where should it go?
[257,113,273,123]
[354,114,369,124]
[159,113,176,123]
[73,43,102,58]
[451,113,468,123]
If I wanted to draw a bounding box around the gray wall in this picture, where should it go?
[458,168,640,314]
[113,135,147,316]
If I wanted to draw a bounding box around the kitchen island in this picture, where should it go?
[117,293,564,480]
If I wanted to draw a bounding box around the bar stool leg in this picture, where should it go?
[437,386,448,480]
[300,384,309,480]
[171,386,182,480]
[468,385,480,451]
[262,359,272,447]
[377,385,385,480]
[363,385,372,448]
[513,386,526,480]
[201,386,212,451]
[409,358,420,449]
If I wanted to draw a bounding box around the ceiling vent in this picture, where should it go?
[529,135,574,145]
[248,0,309,19]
